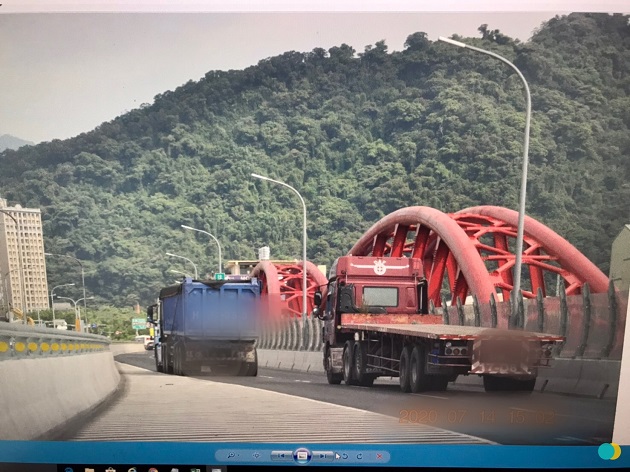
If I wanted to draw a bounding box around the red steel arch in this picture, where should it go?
[348,206,498,306]
[251,260,329,318]
[455,206,609,297]
[347,205,609,307]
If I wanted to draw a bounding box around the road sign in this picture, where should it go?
[132,317,146,329]
[214,273,226,281]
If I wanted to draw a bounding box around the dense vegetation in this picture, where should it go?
[32,306,149,340]
[1,13,629,308]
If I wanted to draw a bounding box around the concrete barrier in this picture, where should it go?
[110,342,147,355]
[0,326,120,440]
[0,350,120,440]
[258,348,324,373]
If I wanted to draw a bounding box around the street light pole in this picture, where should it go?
[44,253,87,330]
[438,36,531,317]
[75,296,94,332]
[55,296,79,330]
[181,225,223,274]
[0,209,27,323]
[251,173,308,324]
[2,268,19,321]
[165,252,198,279]
[50,283,75,329]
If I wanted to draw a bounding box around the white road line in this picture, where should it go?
[414,394,449,400]
[555,436,598,444]
[260,375,275,379]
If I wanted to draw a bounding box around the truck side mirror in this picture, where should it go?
[314,290,323,306]
[146,305,154,323]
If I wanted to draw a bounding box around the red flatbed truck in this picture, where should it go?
[312,255,564,393]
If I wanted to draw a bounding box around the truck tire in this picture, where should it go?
[174,344,185,376]
[399,346,412,393]
[325,347,343,385]
[155,351,164,373]
[343,340,358,386]
[172,346,180,375]
[410,344,431,393]
[239,350,259,377]
[165,344,174,375]
[353,342,375,387]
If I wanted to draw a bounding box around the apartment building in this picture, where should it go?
[0,198,49,313]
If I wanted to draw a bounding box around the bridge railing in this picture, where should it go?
[0,323,110,360]
[431,280,627,361]
[258,281,628,360]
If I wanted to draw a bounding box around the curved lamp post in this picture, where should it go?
[438,36,531,318]
[251,173,308,324]
[165,252,198,280]
[51,283,75,329]
[44,253,87,330]
[181,225,223,274]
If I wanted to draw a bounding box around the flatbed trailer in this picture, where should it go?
[316,256,565,393]
[327,314,564,393]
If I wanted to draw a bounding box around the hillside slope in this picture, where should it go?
[1,13,628,307]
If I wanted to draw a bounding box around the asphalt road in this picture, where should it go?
[115,351,617,446]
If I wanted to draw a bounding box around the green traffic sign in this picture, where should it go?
[132,317,146,329]
[214,273,226,281]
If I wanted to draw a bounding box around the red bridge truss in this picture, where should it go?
[249,206,609,315]
[348,205,609,307]
[250,260,328,318]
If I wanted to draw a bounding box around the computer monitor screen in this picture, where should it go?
[0,1,629,470]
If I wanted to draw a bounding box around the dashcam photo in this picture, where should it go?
[0,10,628,450]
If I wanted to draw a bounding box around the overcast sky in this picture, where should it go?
[0,10,615,144]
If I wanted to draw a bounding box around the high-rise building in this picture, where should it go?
[0,198,49,314]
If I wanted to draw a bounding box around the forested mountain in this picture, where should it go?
[1,13,629,308]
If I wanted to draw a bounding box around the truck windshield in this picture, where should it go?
[362,287,398,307]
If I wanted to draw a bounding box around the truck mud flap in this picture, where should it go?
[330,347,344,374]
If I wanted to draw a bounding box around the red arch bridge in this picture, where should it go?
[250,205,609,318]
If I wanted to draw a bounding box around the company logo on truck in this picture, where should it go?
[350,259,409,275]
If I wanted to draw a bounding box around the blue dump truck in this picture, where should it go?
[147,276,261,376]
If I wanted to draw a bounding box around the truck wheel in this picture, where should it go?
[174,344,185,376]
[165,345,174,375]
[325,347,343,385]
[410,344,431,393]
[155,351,164,373]
[343,341,358,386]
[399,346,412,393]
[172,346,180,375]
[353,342,375,387]
[239,350,258,377]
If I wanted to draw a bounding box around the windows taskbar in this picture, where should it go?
[0,442,627,469]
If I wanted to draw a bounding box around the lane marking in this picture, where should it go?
[413,394,449,400]
[294,379,312,383]
[555,436,598,444]
[260,376,275,379]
